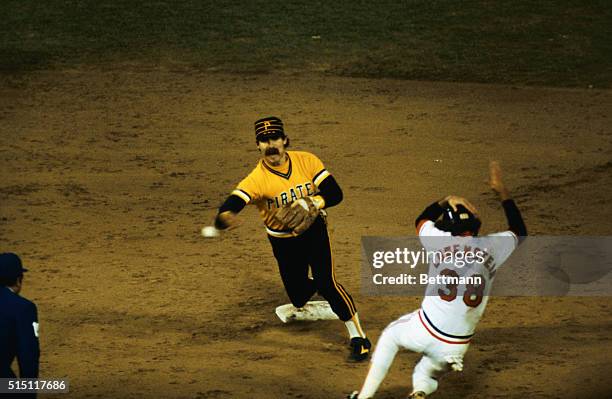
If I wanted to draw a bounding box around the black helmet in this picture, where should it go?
[435,204,481,236]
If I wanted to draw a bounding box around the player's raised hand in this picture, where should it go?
[444,195,479,216]
[488,161,510,200]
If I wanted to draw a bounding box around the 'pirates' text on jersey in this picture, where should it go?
[231,151,330,236]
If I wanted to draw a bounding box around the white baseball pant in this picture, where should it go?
[358,310,470,398]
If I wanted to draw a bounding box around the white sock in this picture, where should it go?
[345,313,366,338]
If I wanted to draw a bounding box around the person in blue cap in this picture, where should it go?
[1,252,40,379]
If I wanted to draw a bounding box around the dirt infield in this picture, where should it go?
[1,68,611,398]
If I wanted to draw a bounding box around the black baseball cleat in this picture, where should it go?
[346,391,359,399]
[407,391,427,399]
[349,337,371,362]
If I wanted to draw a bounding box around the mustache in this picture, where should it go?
[265,147,280,156]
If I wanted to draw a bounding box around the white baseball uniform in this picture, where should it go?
[357,221,517,398]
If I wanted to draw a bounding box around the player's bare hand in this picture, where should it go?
[443,195,479,215]
[217,211,242,230]
[488,161,510,200]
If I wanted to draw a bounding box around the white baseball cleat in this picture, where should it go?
[275,301,339,323]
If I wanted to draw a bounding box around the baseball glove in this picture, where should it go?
[274,197,320,235]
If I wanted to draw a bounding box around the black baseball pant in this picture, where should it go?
[268,216,357,322]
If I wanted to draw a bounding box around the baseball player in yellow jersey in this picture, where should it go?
[214,116,371,361]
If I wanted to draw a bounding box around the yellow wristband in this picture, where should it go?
[312,195,325,210]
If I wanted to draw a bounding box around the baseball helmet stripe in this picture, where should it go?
[255,116,285,138]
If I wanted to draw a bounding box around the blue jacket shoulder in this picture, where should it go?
[0,288,37,315]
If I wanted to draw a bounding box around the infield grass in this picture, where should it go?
[0,0,610,87]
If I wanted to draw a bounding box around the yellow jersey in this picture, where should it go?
[231,151,331,237]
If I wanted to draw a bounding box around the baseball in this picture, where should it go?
[201,225,220,238]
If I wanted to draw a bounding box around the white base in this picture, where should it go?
[275,301,339,323]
